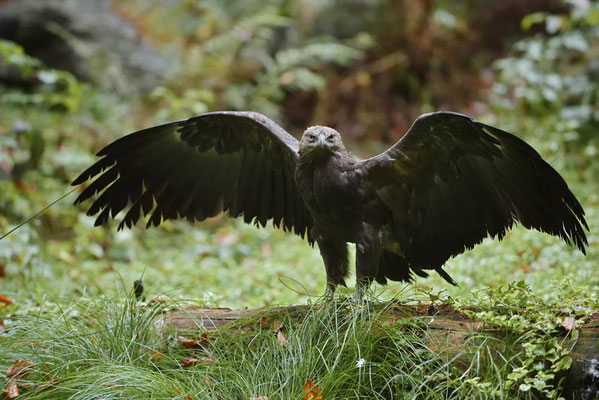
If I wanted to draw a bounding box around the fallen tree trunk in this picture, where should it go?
[163,304,599,400]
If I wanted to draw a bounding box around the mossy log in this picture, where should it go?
[163,305,599,400]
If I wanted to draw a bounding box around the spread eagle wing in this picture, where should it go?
[358,111,588,278]
[72,111,312,240]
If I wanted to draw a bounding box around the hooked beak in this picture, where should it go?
[319,137,326,148]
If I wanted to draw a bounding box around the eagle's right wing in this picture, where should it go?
[72,111,312,240]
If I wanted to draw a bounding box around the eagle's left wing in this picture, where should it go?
[357,111,588,272]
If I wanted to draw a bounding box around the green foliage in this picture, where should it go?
[2,289,594,399]
[0,40,83,112]
[241,41,362,119]
[145,3,365,123]
[459,281,595,399]
[492,2,599,178]
[494,2,598,113]
[0,294,172,399]
[0,40,40,76]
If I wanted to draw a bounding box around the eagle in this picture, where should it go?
[72,111,588,299]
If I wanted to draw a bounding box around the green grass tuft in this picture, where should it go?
[2,287,589,399]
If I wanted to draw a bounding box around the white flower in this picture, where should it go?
[356,358,366,368]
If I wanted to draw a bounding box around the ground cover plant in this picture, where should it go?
[1,1,598,398]
[0,284,596,399]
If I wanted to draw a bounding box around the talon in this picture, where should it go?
[325,286,335,301]
[351,290,363,303]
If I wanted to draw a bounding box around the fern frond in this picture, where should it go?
[202,11,289,55]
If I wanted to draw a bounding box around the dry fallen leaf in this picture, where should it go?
[147,296,167,306]
[172,384,183,395]
[179,358,200,367]
[2,380,19,399]
[250,397,270,400]
[0,294,13,306]
[7,359,34,379]
[272,320,289,347]
[35,379,60,393]
[303,379,323,400]
[258,316,270,328]
[152,350,164,361]
[276,331,290,347]
[178,333,210,349]
[199,332,210,347]
[561,316,575,331]
[178,336,201,349]
[172,384,193,400]
[416,305,428,314]
[272,320,283,333]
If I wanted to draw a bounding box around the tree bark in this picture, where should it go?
[163,305,599,400]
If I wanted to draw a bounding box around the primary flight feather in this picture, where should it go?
[72,111,588,298]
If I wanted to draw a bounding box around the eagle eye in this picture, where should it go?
[308,133,317,142]
[326,134,334,142]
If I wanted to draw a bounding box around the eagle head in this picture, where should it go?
[298,126,345,156]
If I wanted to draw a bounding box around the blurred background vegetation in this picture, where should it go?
[0,0,597,308]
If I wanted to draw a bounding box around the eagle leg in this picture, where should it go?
[353,225,381,302]
[316,238,349,300]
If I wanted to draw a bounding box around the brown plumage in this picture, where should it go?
[72,111,589,298]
